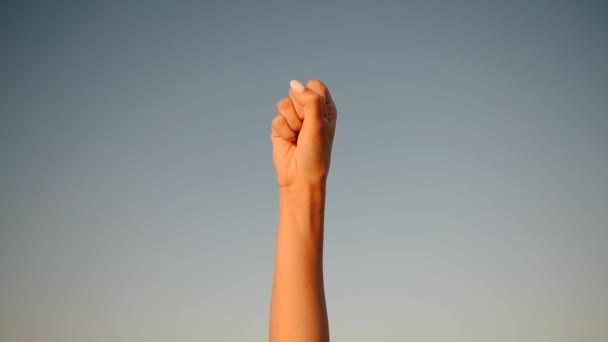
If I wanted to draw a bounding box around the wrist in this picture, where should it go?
[278,182,326,237]
[279,181,326,203]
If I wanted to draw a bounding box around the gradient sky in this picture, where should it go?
[1,1,607,341]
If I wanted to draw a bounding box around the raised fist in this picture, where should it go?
[271,80,338,189]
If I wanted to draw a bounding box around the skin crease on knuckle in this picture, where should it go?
[278,98,302,132]
[276,115,296,142]
[271,115,287,140]
[307,79,326,94]
[308,82,335,117]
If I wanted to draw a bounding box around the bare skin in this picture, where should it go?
[269,79,338,342]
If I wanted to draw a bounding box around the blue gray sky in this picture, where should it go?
[1,1,607,341]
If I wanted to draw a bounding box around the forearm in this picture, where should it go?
[269,183,330,342]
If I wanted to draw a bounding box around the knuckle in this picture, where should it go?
[271,114,283,126]
[307,79,325,89]
[280,126,296,140]
[276,97,291,110]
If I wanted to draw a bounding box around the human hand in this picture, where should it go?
[271,79,338,189]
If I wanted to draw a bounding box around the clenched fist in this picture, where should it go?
[271,79,338,189]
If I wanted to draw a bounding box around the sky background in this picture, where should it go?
[1,0,607,341]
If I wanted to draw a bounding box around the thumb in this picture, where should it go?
[288,80,326,126]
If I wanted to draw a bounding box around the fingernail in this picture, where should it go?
[290,80,306,93]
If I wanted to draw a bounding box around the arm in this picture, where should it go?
[270,183,329,342]
[269,79,338,342]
